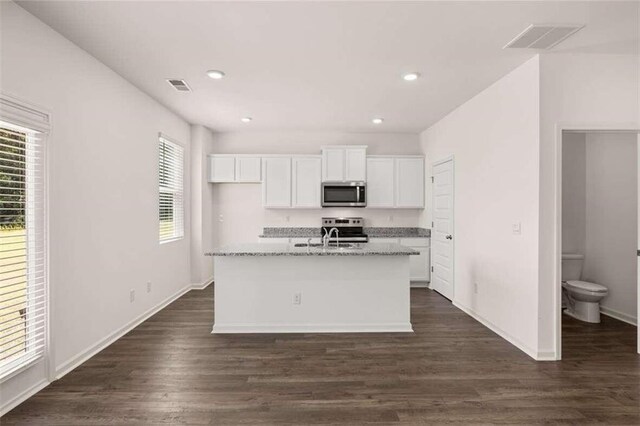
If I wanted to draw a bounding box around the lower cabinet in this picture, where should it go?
[370,237,430,285]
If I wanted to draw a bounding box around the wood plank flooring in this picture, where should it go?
[3,286,639,425]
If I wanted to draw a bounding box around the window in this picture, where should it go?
[0,120,46,379]
[158,135,184,243]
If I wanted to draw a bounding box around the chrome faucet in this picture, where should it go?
[323,227,339,248]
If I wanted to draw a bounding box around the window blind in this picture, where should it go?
[158,135,184,243]
[0,121,46,379]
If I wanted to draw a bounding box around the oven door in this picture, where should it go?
[321,182,366,207]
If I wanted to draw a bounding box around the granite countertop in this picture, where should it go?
[259,227,430,238]
[206,242,419,257]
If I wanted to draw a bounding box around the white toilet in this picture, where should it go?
[561,253,608,323]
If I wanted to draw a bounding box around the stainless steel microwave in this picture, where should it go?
[321,182,366,207]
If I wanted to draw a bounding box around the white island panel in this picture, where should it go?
[213,255,412,333]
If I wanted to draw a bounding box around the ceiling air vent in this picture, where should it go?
[504,24,584,50]
[167,79,191,92]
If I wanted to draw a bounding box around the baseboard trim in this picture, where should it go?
[0,378,49,417]
[212,323,413,334]
[191,276,214,290]
[55,283,193,379]
[453,301,549,361]
[600,306,637,326]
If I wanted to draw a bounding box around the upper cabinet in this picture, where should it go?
[236,157,261,182]
[395,157,425,208]
[292,156,322,208]
[321,146,367,182]
[262,157,292,208]
[208,155,261,183]
[208,148,424,210]
[345,148,367,181]
[366,157,395,208]
[367,156,424,209]
[209,155,236,182]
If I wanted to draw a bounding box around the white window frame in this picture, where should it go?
[0,94,50,382]
[158,133,184,244]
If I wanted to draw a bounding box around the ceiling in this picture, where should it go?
[17,1,639,133]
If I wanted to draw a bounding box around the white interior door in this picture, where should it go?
[431,157,454,300]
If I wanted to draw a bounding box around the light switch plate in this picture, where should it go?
[512,222,522,235]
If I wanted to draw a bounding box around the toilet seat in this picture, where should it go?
[564,280,607,293]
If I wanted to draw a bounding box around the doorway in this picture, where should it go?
[557,128,640,358]
[430,156,454,300]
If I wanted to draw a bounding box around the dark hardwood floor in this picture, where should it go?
[3,286,639,425]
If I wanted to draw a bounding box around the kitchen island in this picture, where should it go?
[206,242,417,334]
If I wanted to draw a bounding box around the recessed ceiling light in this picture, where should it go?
[372,118,384,124]
[402,72,420,81]
[206,70,225,79]
[241,117,252,123]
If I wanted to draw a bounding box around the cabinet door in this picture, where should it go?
[408,247,430,281]
[345,148,367,181]
[395,157,425,208]
[292,157,322,208]
[236,157,261,182]
[366,157,395,208]
[209,156,235,182]
[322,148,345,182]
[262,157,292,208]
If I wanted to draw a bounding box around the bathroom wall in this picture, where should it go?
[583,132,638,325]
[562,132,638,325]
[562,133,587,255]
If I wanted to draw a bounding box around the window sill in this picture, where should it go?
[0,354,43,383]
[160,236,184,245]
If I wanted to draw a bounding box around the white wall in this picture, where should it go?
[419,56,541,357]
[0,2,191,412]
[562,133,587,255]
[583,133,637,324]
[190,125,215,285]
[538,53,640,355]
[209,131,423,248]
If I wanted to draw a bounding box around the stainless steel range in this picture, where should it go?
[321,217,368,244]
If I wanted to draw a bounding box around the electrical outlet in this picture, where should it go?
[146,282,152,293]
[389,215,394,223]
[293,292,302,305]
[130,289,135,303]
[285,215,290,223]
[218,214,224,223]
[474,282,479,294]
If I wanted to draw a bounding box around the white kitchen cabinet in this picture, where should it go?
[345,148,367,181]
[322,147,345,181]
[262,157,292,208]
[292,156,322,208]
[236,157,261,182]
[322,146,367,182]
[366,157,395,208]
[395,157,425,208]
[208,155,261,183]
[369,236,430,284]
[208,155,236,182]
[400,238,430,283]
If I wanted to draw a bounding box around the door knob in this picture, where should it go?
[445,235,453,240]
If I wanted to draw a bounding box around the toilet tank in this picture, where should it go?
[562,254,584,281]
